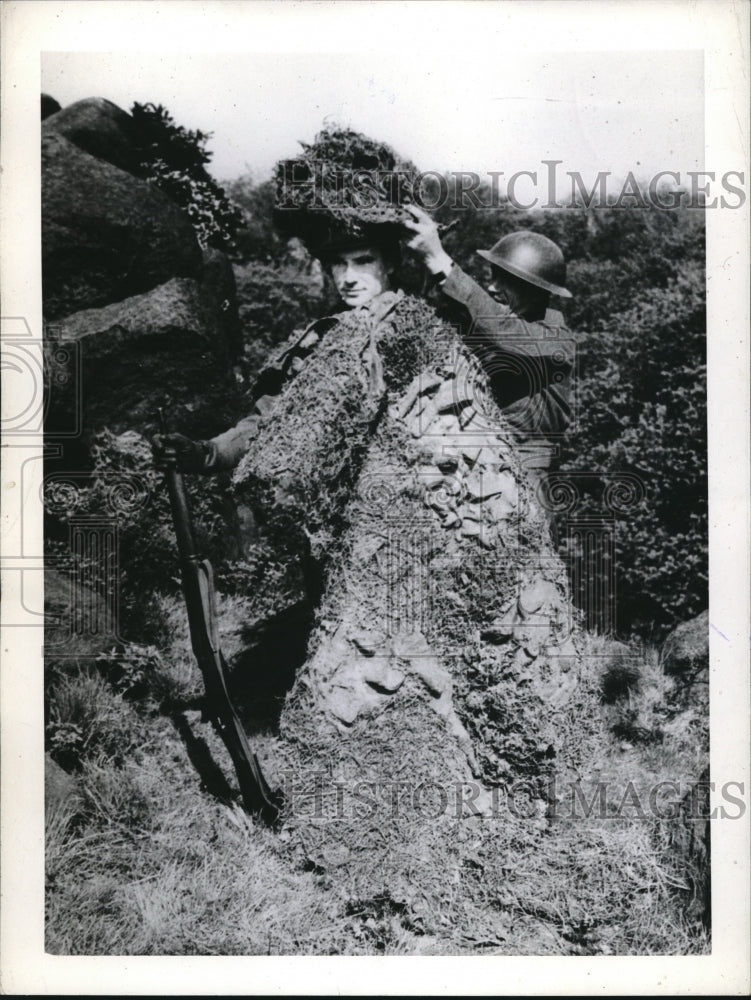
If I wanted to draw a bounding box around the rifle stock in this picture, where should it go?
[159,410,281,823]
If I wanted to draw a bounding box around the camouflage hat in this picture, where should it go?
[273,126,422,251]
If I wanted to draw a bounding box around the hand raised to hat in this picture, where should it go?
[402,204,454,277]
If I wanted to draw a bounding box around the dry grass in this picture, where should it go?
[45,616,709,956]
[45,696,349,954]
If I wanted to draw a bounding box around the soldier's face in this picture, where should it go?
[487,267,524,313]
[328,245,392,308]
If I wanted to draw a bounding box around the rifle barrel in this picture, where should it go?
[158,409,281,823]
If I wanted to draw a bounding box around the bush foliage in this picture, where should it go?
[130,102,243,251]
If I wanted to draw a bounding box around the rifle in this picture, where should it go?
[158,408,282,824]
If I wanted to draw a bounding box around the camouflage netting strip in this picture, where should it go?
[233,307,387,563]
[279,323,582,770]
[232,296,449,560]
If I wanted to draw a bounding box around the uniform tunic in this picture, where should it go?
[440,264,574,475]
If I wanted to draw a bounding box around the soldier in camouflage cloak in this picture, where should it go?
[155,132,579,884]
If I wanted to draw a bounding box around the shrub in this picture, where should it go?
[44,428,239,642]
[130,102,242,252]
[561,262,707,637]
[46,668,145,771]
[233,258,324,378]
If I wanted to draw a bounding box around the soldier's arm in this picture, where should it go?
[440,265,573,428]
[153,412,265,475]
[402,204,541,352]
[204,319,330,471]
[154,318,329,474]
[438,263,540,348]
[203,412,264,472]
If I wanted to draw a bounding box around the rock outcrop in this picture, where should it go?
[661,609,709,712]
[42,96,242,646]
[42,95,240,441]
[661,609,709,680]
[41,93,61,120]
[42,132,202,320]
[51,276,237,439]
[42,97,139,173]
[199,246,243,359]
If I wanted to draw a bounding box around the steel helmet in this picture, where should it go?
[476,231,571,298]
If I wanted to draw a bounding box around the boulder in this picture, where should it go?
[661,609,709,680]
[45,754,84,815]
[51,277,239,439]
[42,97,139,174]
[200,247,242,359]
[41,94,61,120]
[42,132,202,319]
[667,767,711,929]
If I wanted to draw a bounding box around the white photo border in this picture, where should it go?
[1,1,749,994]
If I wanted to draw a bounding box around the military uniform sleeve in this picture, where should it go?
[440,264,574,445]
[441,264,551,353]
[204,412,263,472]
[203,318,334,473]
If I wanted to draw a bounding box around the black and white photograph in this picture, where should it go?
[1,1,749,994]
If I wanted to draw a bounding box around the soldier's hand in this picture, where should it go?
[151,432,210,473]
[402,204,454,276]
